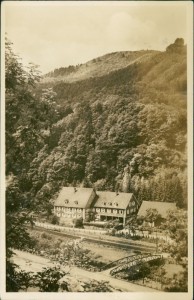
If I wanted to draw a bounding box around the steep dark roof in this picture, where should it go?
[54,187,94,208]
[137,201,176,218]
[94,191,134,209]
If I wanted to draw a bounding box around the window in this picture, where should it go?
[103,202,106,206]
[108,202,112,206]
[113,209,117,214]
[77,209,82,212]
[65,199,69,204]
[101,208,105,213]
[114,202,118,207]
[96,208,100,212]
[120,210,123,214]
[74,201,78,205]
[127,210,129,214]
[107,209,111,213]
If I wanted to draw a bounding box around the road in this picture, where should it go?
[13,249,159,292]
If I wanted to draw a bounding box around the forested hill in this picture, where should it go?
[43,50,159,83]
[6,38,187,219]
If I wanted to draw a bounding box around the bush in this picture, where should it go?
[73,218,84,228]
[50,215,59,225]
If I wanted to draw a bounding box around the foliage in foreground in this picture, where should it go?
[6,261,116,292]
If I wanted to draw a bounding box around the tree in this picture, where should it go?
[6,262,69,292]
[34,267,68,292]
[126,216,138,236]
[144,208,162,227]
[138,262,151,284]
[6,37,43,176]
[85,209,96,222]
[82,280,117,292]
[166,38,185,54]
[5,37,49,291]
[165,265,188,292]
[50,215,59,225]
[73,217,83,228]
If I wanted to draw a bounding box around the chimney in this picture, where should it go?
[74,187,77,192]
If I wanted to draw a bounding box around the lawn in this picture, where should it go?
[26,228,136,271]
[82,241,135,264]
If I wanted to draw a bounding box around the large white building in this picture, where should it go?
[54,187,140,225]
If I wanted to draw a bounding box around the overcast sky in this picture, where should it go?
[4,1,188,74]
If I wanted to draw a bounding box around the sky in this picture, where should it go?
[3,1,189,74]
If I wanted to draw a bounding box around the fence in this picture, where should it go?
[34,221,107,235]
[117,228,174,244]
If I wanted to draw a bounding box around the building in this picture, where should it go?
[54,187,139,225]
[54,187,96,221]
[93,191,139,225]
[137,201,177,226]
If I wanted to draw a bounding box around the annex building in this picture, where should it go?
[54,187,140,225]
[137,201,176,226]
[93,191,138,224]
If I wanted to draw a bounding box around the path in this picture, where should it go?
[13,249,159,292]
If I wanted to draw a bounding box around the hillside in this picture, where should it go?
[43,50,159,83]
[6,38,187,219]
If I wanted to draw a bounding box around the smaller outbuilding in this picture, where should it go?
[137,201,176,227]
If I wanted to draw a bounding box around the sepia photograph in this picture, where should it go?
[1,1,193,299]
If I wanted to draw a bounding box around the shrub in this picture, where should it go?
[73,218,84,228]
[50,215,59,225]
